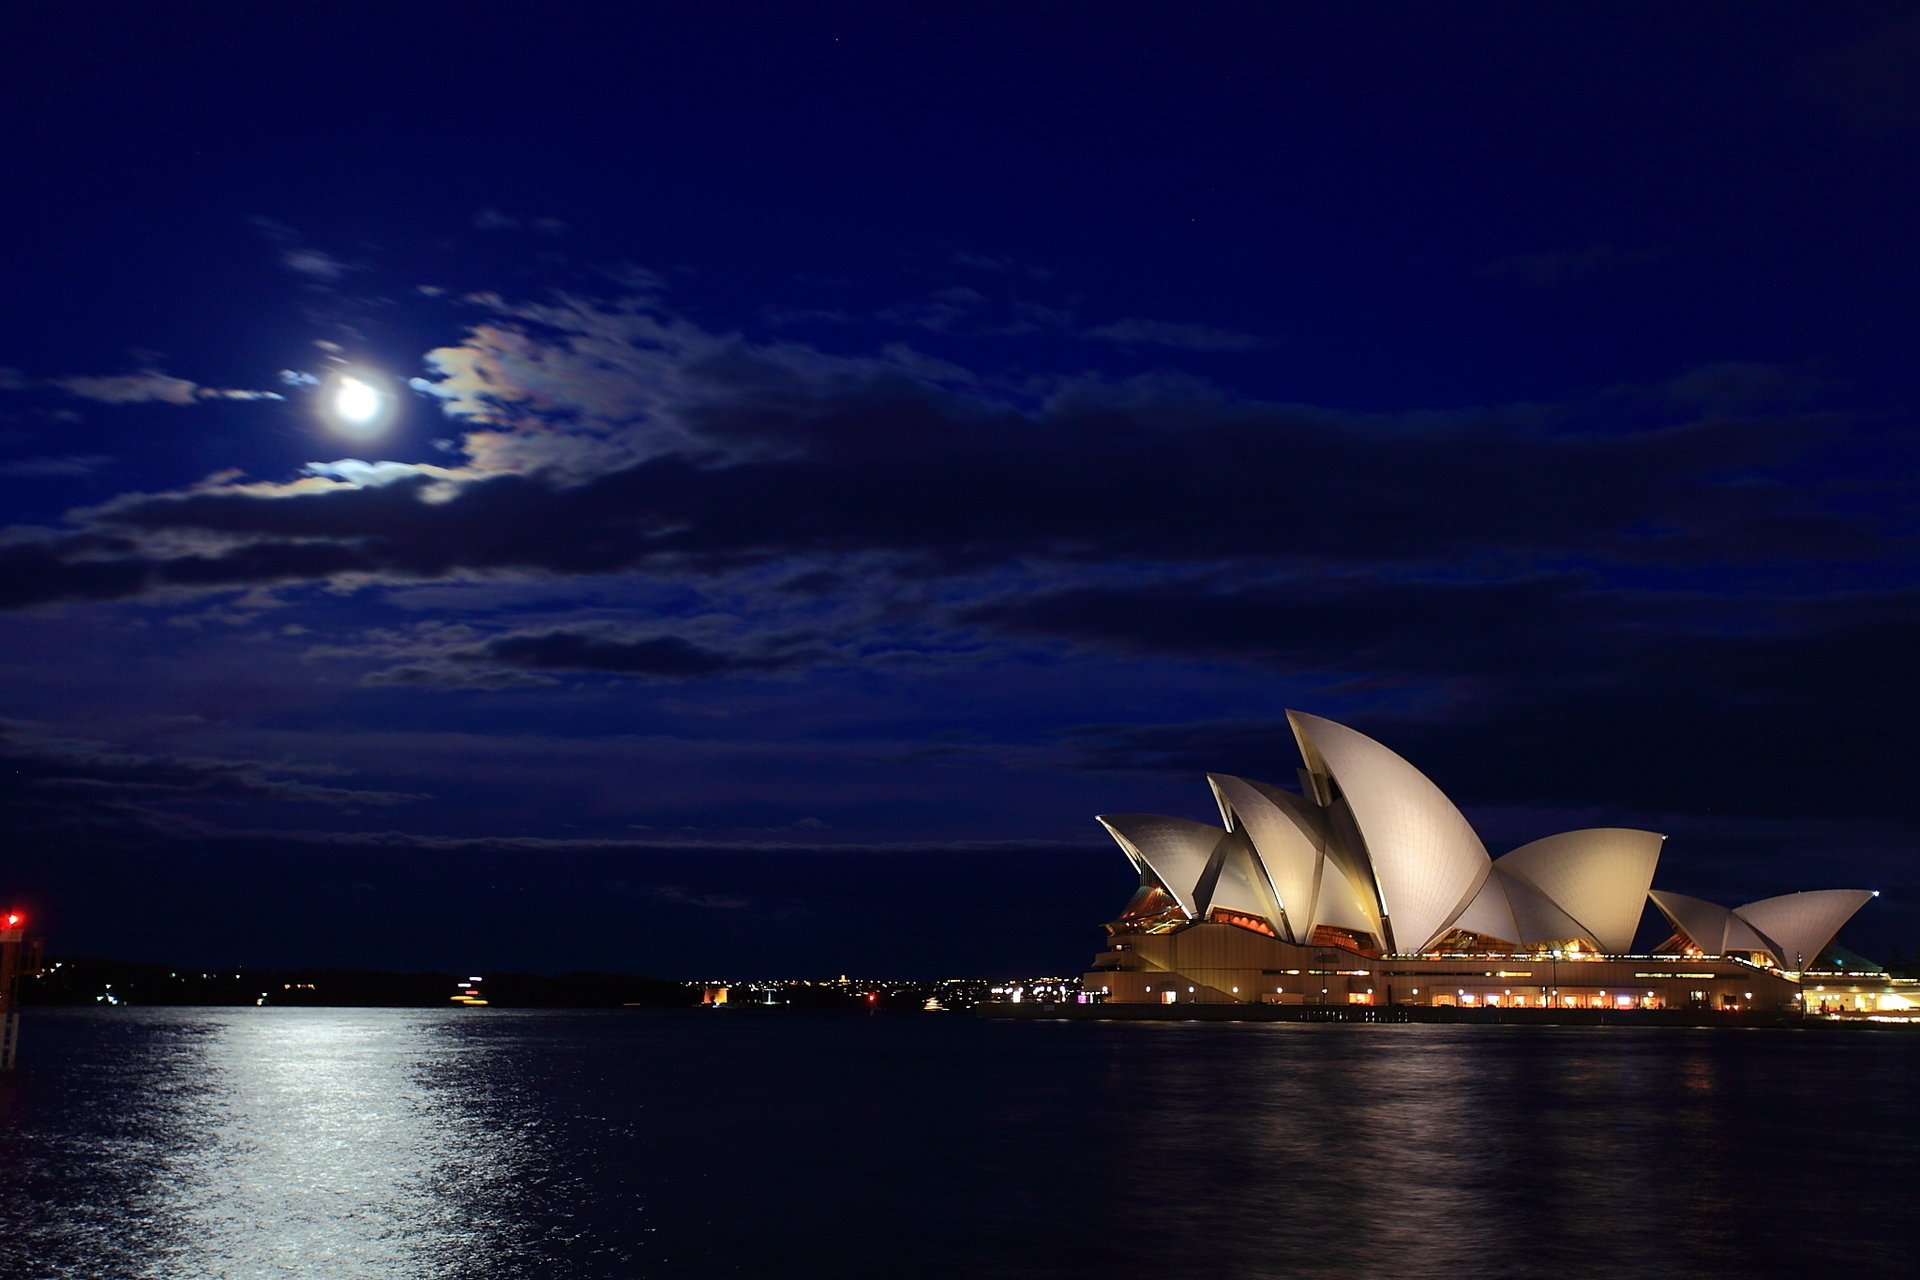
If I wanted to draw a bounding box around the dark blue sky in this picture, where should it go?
[3,4,1916,975]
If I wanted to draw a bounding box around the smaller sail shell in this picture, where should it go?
[1200,826,1288,935]
[1096,815,1226,919]
[1449,870,1520,945]
[1649,890,1732,955]
[1734,890,1875,970]
[1208,774,1326,942]
[1497,828,1664,955]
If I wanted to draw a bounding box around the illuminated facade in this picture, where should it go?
[1084,712,1880,1012]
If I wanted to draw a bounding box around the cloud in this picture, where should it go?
[0,283,1887,621]
[360,662,555,690]
[1082,318,1273,351]
[462,629,792,678]
[336,622,819,689]
[302,458,457,488]
[197,387,285,402]
[282,248,349,281]
[0,719,424,840]
[652,885,751,911]
[963,572,1621,678]
[21,369,285,406]
[248,215,357,284]
[474,207,570,235]
[0,454,111,478]
[871,279,1270,350]
[52,370,200,405]
[1045,580,1920,824]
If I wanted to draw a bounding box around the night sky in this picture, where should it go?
[3,6,1916,976]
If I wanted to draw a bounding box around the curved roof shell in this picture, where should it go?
[1497,828,1664,955]
[1196,825,1288,934]
[1650,890,1735,954]
[1096,814,1225,919]
[1287,711,1490,953]
[1653,887,1874,969]
[1453,866,1596,947]
[1723,912,1781,959]
[1734,890,1875,971]
[1311,859,1383,936]
[1207,774,1327,943]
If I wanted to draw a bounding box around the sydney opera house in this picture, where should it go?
[1082,711,1885,1014]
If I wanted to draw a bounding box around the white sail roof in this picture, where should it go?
[1497,828,1664,955]
[1196,825,1288,934]
[1207,774,1326,943]
[1722,912,1781,961]
[1095,716,1876,968]
[1449,866,1596,947]
[1288,710,1491,953]
[1734,890,1875,971]
[1649,889,1733,954]
[1652,888,1874,968]
[1096,814,1225,919]
[1314,856,1384,936]
[1449,868,1517,944]
[1319,796,1387,941]
[1503,868,1596,945]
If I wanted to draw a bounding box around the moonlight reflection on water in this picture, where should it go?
[1,1009,1912,1279]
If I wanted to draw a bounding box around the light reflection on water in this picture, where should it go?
[149,1013,533,1276]
[0,1010,611,1279]
[2,1010,1913,1279]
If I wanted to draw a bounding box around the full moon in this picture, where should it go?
[335,376,379,423]
[323,370,394,439]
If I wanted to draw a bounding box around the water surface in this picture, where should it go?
[2,1008,1910,1278]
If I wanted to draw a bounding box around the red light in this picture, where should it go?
[5,912,21,928]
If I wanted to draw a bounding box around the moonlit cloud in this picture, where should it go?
[36,370,284,405]
[302,458,458,488]
[198,387,285,402]
[248,215,357,285]
[52,370,200,405]
[0,276,1892,628]
[282,248,349,281]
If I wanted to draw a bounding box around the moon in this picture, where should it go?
[323,371,394,440]
[336,376,379,423]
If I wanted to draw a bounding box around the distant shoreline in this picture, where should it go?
[978,1000,1920,1030]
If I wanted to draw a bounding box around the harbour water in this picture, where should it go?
[2,1008,1912,1279]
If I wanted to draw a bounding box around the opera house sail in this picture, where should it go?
[1081,712,1880,1014]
